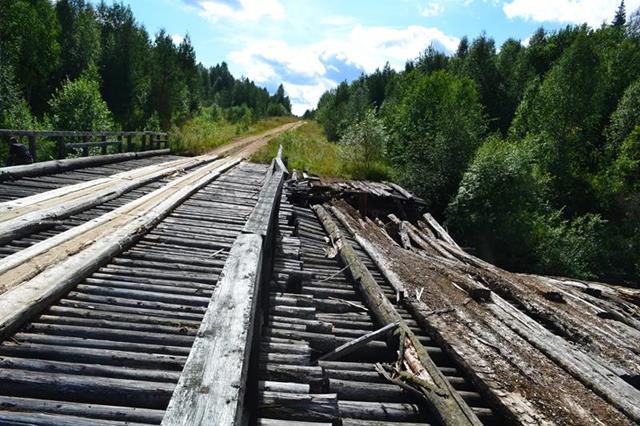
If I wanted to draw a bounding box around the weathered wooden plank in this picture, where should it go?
[162,233,263,425]
[318,322,399,361]
[243,165,285,236]
[0,154,219,245]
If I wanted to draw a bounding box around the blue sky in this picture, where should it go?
[106,0,637,115]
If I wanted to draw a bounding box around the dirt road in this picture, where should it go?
[209,121,303,159]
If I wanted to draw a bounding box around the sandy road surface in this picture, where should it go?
[209,121,304,159]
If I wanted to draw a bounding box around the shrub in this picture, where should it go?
[49,75,113,130]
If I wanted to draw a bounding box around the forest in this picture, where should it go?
[310,2,640,285]
[0,0,292,133]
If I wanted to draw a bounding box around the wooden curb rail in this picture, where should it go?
[162,152,287,425]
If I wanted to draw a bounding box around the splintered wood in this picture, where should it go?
[330,199,640,426]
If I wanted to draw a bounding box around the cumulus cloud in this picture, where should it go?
[503,0,640,27]
[171,34,185,45]
[185,0,285,22]
[227,24,459,115]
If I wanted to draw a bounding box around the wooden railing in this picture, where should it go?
[0,130,169,163]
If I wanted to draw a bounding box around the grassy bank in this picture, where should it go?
[172,114,297,156]
[251,121,390,179]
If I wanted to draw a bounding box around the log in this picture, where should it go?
[0,395,164,424]
[0,154,219,245]
[311,204,482,426]
[257,391,339,422]
[0,368,174,408]
[0,149,169,182]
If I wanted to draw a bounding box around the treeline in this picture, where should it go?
[0,0,291,132]
[312,3,640,285]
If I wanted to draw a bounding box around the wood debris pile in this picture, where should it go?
[292,174,640,425]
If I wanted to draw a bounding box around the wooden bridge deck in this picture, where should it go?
[0,134,637,425]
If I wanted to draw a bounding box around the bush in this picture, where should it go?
[339,109,389,179]
[386,70,487,215]
[49,75,113,130]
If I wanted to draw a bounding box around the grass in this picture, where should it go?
[251,121,345,177]
[172,114,298,156]
[251,120,392,180]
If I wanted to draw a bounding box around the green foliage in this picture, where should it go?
[49,74,113,131]
[386,70,487,215]
[448,136,606,279]
[606,79,640,153]
[0,0,291,132]
[0,0,61,113]
[339,110,390,180]
[251,122,345,177]
[311,3,640,283]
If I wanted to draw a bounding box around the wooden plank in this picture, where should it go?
[318,322,399,361]
[243,165,285,236]
[0,154,219,246]
[161,233,264,425]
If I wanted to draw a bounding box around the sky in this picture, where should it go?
[103,0,638,115]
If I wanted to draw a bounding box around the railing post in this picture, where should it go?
[100,135,107,155]
[126,135,133,153]
[82,135,89,157]
[141,134,147,151]
[117,134,123,153]
[27,135,37,162]
[56,136,66,159]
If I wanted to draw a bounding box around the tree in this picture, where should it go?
[97,2,152,129]
[339,109,388,176]
[56,0,101,81]
[459,34,505,132]
[613,1,626,27]
[606,78,640,153]
[49,74,113,131]
[0,0,61,114]
[0,61,35,129]
[386,70,487,215]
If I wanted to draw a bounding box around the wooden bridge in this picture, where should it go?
[0,124,638,426]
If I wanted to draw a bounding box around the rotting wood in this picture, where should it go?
[318,322,399,361]
[311,204,482,426]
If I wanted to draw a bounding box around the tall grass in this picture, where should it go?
[172,112,297,156]
[251,121,391,180]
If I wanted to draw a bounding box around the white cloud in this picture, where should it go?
[503,0,640,27]
[171,34,184,45]
[421,2,444,17]
[284,79,338,116]
[227,24,459,115]
[192,0,285,22]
